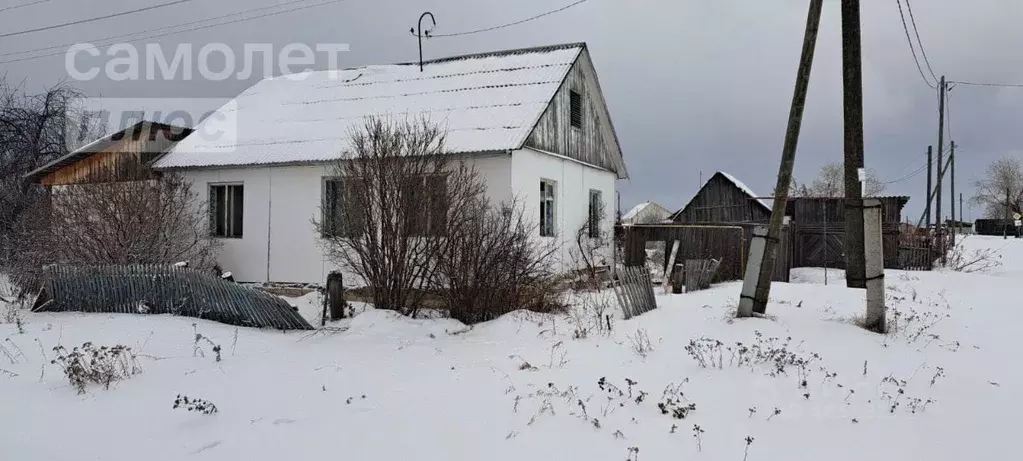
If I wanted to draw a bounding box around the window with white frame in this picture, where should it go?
[322,177,366,238]
[588,189,602,238]
[540,179,556,237]
[209,184,243,238]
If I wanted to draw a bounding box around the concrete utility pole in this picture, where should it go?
[737,0,823,317]
[862,198,885,333]
[926,145,932,229]
[936,76,947,263]
[950,141,956,245]
[960,193,964,235]
[1005,187,1011,240]
[842,0,867,289]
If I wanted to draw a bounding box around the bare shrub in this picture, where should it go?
[173,394,218,415]
[51,342,141,394]
[570,193,612,290]
[314,117,487,318]
[628,328,654,357]
[7,170,219,291]
[570,291,615,339]
[942,238,1002,273]
[434,198,563,324]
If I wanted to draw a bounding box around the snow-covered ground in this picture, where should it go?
[1,236,1020,460]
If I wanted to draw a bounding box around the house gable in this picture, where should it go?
[523,47,627,179]
[671,172,771,224]
[27,122,192,186]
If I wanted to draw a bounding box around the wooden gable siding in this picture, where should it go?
[39,126,180,186]
[674,174,771,224]
[524,49,624,176]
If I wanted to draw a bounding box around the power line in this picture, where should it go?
[0,0,312,58]
[0,0,345,65]
[0,0,193,39]
[429,0,588,37]
[948,80,1023,88]
[894,0,936,89]
[0,0,50,14]
[885,163,928,184]
[903,0,938,83]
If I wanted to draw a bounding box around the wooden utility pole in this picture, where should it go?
[737,0,823,317]
[926,145,932,229]
[950,141,956,245]
[960,193,963,235]
[936,76,946,263]
[842,0,866,289]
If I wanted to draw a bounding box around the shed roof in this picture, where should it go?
[24,121,192,183]
[671,171,772,220]
[154,42,588,169]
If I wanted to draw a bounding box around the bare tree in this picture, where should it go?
[433,198,561,324]
[791,162,885,197]
[0,80,104,266]
[314,117,488,318]
[571,194,612,290]
[972,156,1023,219]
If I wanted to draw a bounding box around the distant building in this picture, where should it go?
[620,201,670,225]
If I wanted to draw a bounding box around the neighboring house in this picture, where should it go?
[153,42,628,284]
[670,171,771,224]
[621,201,670,225]
[25,121,192,186]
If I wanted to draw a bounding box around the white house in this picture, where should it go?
[153,42,628,284]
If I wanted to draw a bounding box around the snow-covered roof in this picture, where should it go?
[622,202,651,222]
[716,171,770,210]
[155,43,585,169]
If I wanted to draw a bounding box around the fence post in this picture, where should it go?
[863,199,885,332]
[326,271,346,321]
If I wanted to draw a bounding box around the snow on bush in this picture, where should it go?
[51,342,141,394]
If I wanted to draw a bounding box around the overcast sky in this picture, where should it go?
[2,0,1022,221]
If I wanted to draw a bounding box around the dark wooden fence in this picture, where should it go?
[34,264,313,330]
[790,223,902,269]
[897,233,937,271]
[620,224,790,283]
[975,219,1018,236]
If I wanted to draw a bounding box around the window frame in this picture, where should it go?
[588,189,602,239]
[540,179,557,237]
[322,176,366,239]
[209,182,244,239]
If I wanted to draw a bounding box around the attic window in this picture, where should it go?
[570,90,583,129]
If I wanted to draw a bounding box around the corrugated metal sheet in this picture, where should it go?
[34,264,313,330]
[154,44,584,169]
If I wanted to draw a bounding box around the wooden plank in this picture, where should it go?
[663,240,680,294]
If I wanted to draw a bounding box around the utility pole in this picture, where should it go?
[842,0,866,289]
[737,0,823,317]
[936,76,946,263]
[960,193,963,235]
[926,145,932,229]
[950,141,956,245]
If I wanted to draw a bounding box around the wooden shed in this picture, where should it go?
[670,171,772,224]
[24,121,192,186]
[618,171,790,284]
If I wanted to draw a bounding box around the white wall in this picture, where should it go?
[511,147,617,271]
[177,154,512,284]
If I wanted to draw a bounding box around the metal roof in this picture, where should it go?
[155,42,589,169]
